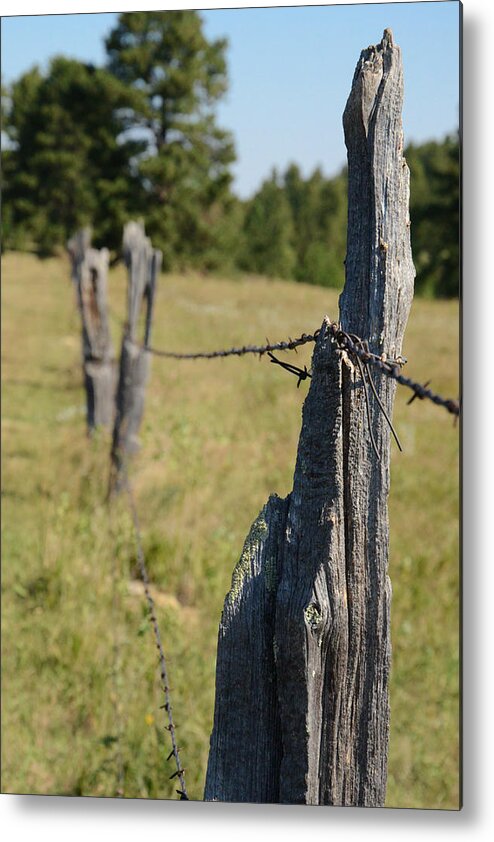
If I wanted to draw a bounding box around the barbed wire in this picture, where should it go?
[106,317,457,796]
[332,325,460,418]
[145,330,321,360]
[120,467,189,801]
[108,503,126,797]
[141,322,460,419]
[70,255,458,799]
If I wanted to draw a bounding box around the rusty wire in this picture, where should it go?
[142,321,460,419]
[102,318,457,796]
[331,325,460,418]
[144,330,321,360]
[120,467,188,801]
[267,351,311,387]
[341,332,404,458]
[108,503,126,797]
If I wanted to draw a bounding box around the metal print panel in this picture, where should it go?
[1,0,461,810]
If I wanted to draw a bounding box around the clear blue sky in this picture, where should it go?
[1,2,460,198]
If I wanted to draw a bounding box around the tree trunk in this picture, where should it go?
[205,29,415,806]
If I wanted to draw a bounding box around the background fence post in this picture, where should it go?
[110,221,161,492]
[204,29,415,806]
[67,228,115,433]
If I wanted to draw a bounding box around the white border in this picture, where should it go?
[0,0,469,16]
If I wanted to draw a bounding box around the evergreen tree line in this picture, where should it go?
[1,10,459,297]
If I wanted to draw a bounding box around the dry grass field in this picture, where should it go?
[1,252,459,808]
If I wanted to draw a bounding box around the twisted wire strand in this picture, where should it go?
[143,321,459,418]
[104,318,457,800]
[108,503,126,797]
[144,330,321,360]
[333,327,460,418]
[121,468,188,800]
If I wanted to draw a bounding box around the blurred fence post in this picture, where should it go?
[109,221,162,493]
[204,29,415,806]
[67,228,115,433]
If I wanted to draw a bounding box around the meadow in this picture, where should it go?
[1,252,459,808]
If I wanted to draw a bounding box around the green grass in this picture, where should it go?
[1,252,459,807]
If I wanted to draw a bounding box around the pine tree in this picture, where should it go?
[406,134,460,297]
[283,164,347,287]
[105,10,236,269]
[3,58,143,253]
[240,171,296,279]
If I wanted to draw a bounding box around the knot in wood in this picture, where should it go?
[304,602,323,633]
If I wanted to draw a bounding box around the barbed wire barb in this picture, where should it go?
[406,379,431,405]
[143,329,321,361]
[350,334,403,453]
[331,323,460,419]
[267,351,311,388]
[142,321,459,418]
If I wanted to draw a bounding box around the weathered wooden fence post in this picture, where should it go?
[109,221,161,492]
[67,228,115,433]
[205,29,415,806]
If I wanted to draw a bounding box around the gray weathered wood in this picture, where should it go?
[204,495,289,803]
[205,29,415,806]
[333,27,415,806]
[110,222,161,491]
[67,228,115,432]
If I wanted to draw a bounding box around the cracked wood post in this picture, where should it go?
[67,228,115,432]
[204,29,415,806]
[110,222,161,492]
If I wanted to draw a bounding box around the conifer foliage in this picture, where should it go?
[2,11,459,297]
[105,11,236,269]
[2,58,143,254]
